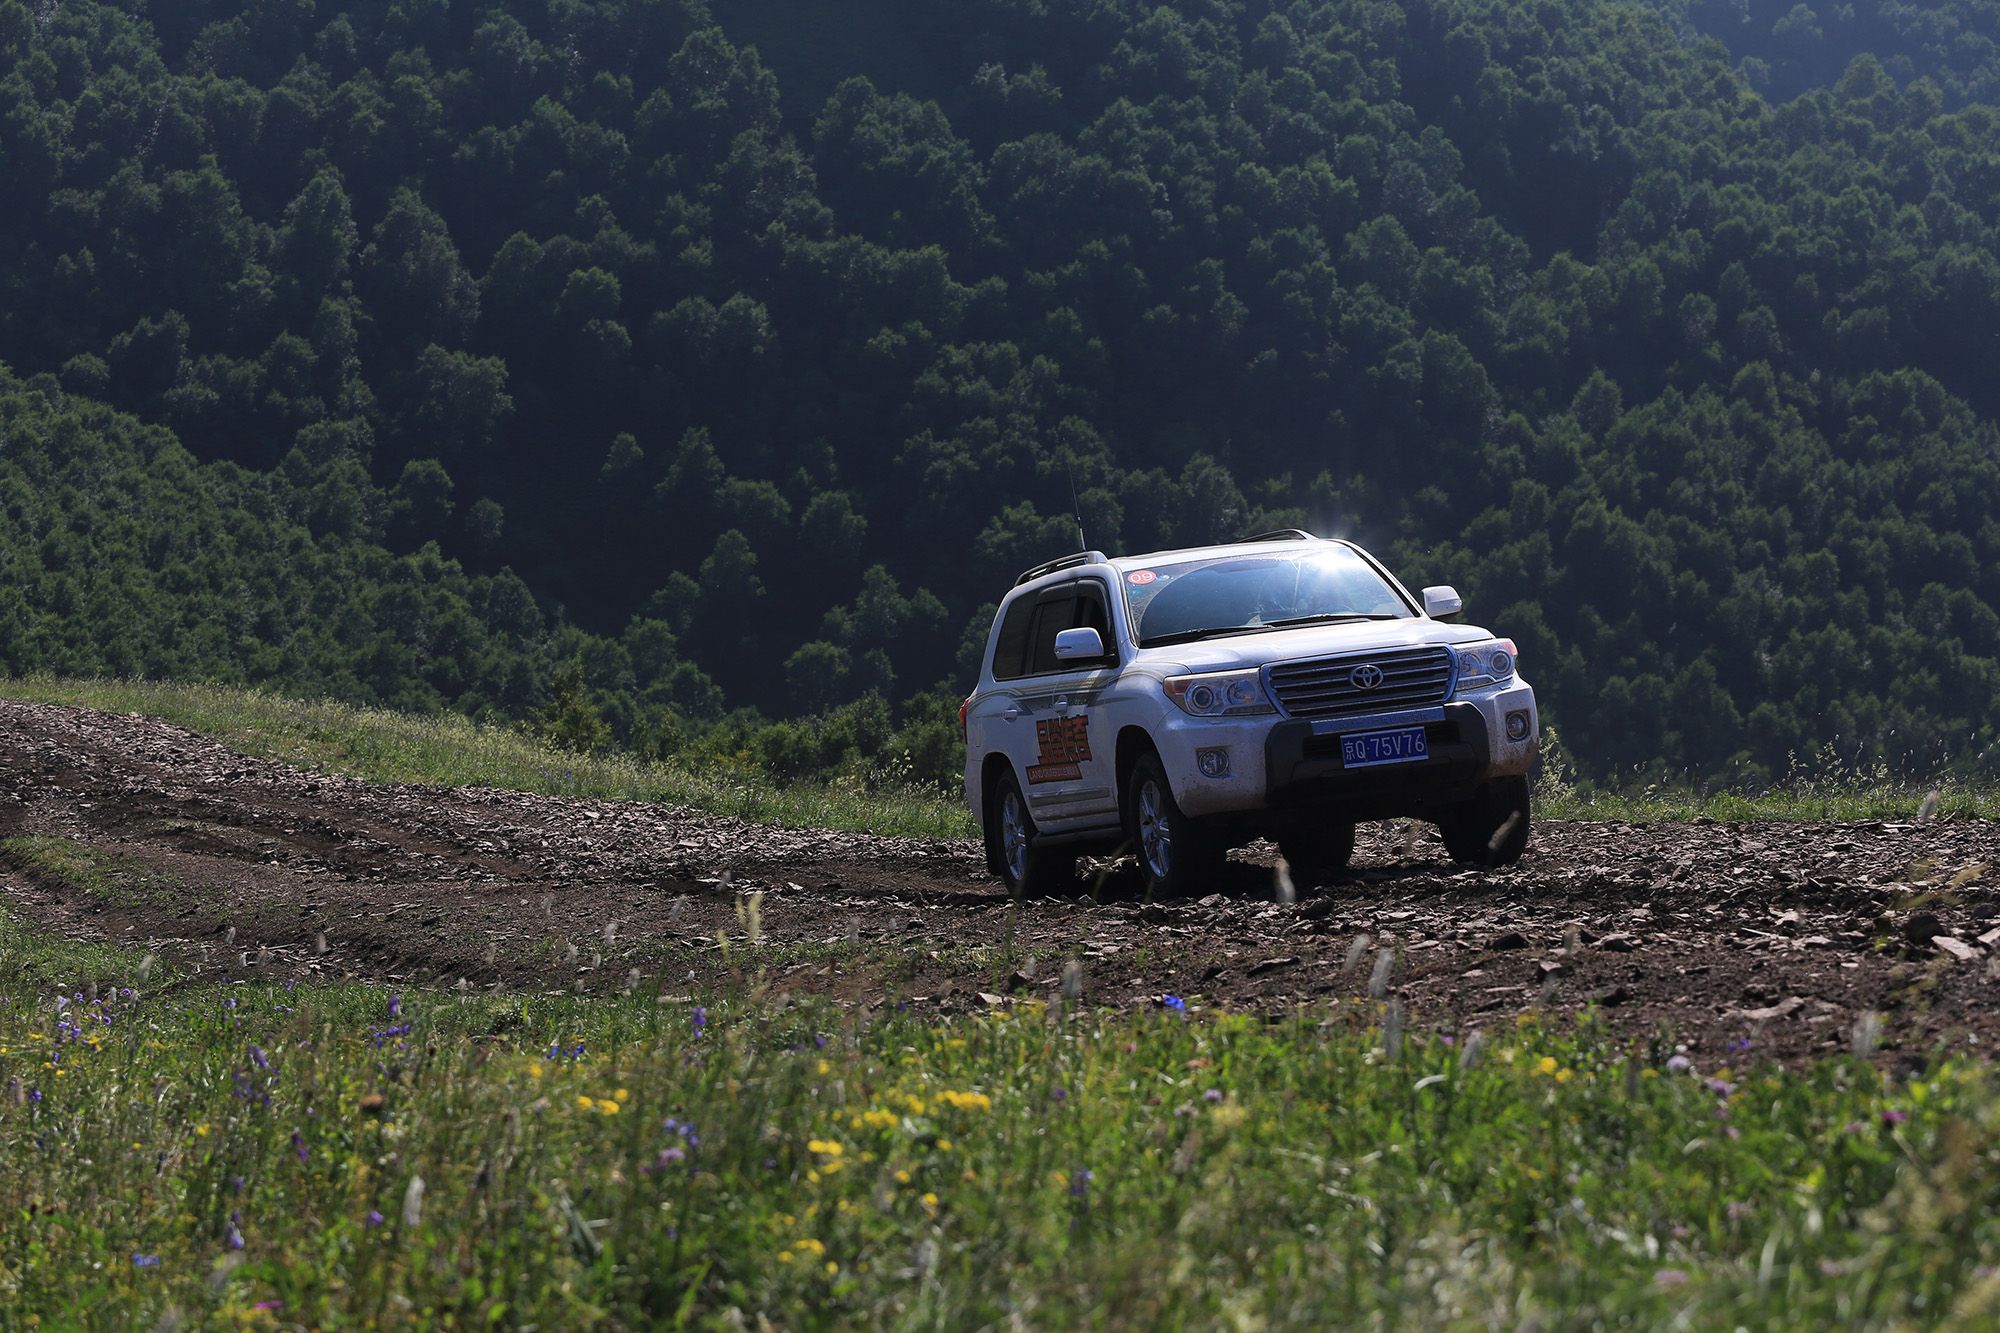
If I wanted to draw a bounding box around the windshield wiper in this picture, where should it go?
[1262,612,1402,629]
[1138,625,1269,648]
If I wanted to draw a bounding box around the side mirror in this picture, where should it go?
[1053,627,1106,662]
[1422,585,1463,620]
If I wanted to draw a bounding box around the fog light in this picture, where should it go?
[1506,711,1531,742]
[1197,747,1231,779]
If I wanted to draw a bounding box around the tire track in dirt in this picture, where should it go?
[1,698,1997,1064]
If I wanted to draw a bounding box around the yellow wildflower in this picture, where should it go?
[807,1138,845,1158]
[777,1251,793,1263]
[795,1237,825,1257]
[895,1169,911,1185]
[817,1059,831,1075]
[940,1090,992,1111]
[528,1062,544,1079]
[1554,1069,1573,1084]
[613,1088,630,1103]
[576,1094,595,1110]
[825,1262,839,1276]
[194,1124,210,1138]
[1536,1056,1559,1076]
[921,1192,939,1210]
[1209,1103,1249,1130]
[861,1109,899,1130]
[596,1099,620,1115]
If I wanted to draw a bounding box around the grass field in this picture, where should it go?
[3,677,1994,839]
[3,913,1999,1327]
[3,681,1999,1324]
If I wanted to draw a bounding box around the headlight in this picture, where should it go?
[1452,639,1517,693]
[1163,670,1276,717]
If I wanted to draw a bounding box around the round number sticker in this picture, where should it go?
[1127,570,1157,585]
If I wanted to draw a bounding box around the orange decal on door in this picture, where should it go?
[1027,715,1092,784]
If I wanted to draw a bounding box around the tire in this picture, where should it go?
[1126,749,1225,898]
[988,769,1075,898]
[1439,775,1531,867]
[1279,820,1356,880]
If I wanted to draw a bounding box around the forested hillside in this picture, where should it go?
[2,0,1997,785]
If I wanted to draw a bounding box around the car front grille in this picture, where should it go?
[1267,646,1453,719]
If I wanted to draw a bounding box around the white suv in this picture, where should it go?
[961,531,1539,897]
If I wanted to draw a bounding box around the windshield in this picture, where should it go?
[1122,547,1413,647]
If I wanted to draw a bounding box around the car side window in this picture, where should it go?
[1026,589,1079,675]
[1071,580,1117,665]
[991,595,1036,680]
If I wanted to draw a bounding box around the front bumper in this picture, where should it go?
[1158,682,1537,820]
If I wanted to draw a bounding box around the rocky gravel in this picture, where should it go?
[2,698,1998,1065]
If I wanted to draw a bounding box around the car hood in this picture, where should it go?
[1139,618,1495,675]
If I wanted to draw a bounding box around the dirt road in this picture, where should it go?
[1,698,1995,1064]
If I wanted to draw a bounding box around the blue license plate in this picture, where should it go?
[1340,726,1429,768]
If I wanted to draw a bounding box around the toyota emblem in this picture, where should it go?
[1350,663,1384,690]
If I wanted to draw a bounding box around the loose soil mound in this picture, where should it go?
[1,699,1994,1064]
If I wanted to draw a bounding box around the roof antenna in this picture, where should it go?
[1065,455,1087,552]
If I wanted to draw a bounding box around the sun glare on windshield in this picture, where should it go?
[1124,548,1412,647]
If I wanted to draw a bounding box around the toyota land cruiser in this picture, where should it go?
[961,530,1539,897]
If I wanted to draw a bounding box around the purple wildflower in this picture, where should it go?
[642,1146,687,1175]
[227,1213,246,1250]
[691,1007,708,1035]
[1882,1108,1908,1125]
[1070,1168,1094,1198]
[1654,1268,1688,1288]
[1052,1086,1068,1104]
[1203,1087,1224,1103]
[292,1132,308,1162]
[249,1046,271,1072]
[1665,1054,1691,1074]
[388,994,402,1020]
[1161,994,1186,1013]
[132,1253,160,1268]
[365,1210,385,1228]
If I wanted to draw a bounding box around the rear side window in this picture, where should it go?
[991,595,1036,680]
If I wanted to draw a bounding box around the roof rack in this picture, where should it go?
[1015,550,1108,586]
[1239,528,1318,543]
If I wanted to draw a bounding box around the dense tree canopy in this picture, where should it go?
[1,0,1997,785]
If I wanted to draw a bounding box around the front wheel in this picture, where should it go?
[989,769,1074,898]
[1439,775,1531,867]
[1279,820,1356,880]
[1126,750,1225,898]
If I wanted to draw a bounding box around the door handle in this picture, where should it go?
[1053,696,1070,709]
[1003,708,1021,721]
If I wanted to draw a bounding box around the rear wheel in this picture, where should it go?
[1439,776,1531,867]
[989,769,1074,898]
[1126,750,1225,898]
[1279,820,1356,880]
